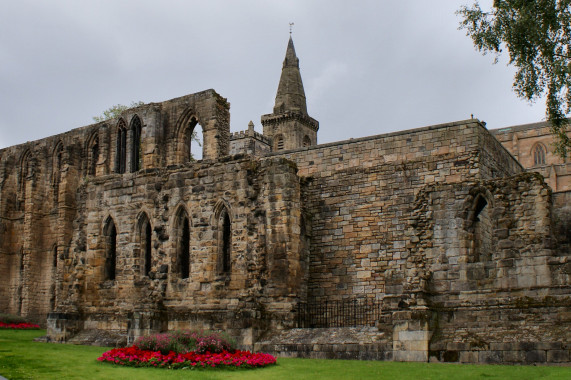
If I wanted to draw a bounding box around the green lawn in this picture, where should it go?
[0,330,569,380]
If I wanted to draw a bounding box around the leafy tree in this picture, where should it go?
[92,101,145,122]
[458,0,571,158]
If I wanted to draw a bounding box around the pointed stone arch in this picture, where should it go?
[463,187,494,263]
[213,199,233,275]
[86,130,100,176]
[176,114,202,163]
[103,216,118,281]
[19,149,32,184]
[170,91,230,163]
[130,115,143,172]
[18,149,33,209]
[532,142,547,166]
[115,118,127,174]
[135,211,153,277]
[173,205,191,279]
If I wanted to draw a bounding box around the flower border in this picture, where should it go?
[98,346,276,369]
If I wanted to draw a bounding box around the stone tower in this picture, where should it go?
[262,37,319,151]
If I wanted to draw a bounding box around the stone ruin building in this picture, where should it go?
[0,37,570,364]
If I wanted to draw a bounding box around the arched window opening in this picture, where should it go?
[88,134,99,176]
[533,144,546,166]
[183,117,202,161]
[21,150,33,180]
[130,116,142,172]
[218,209,231,274]
[472,195,492,262]
[138,215,152,277]
[53,143,63,202]
[275,134,284,151]
[303,135,311,148]
[18,151,32,211]
[104,218,117,281]
[176,210,190,279]
[115,120,127,174]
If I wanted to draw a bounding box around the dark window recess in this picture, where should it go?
[144,221,152,276]
[105,222,117,281]
[221,212,231,273]
[116,124,127,173]
[179,217,190,279]
[131,117,142,172]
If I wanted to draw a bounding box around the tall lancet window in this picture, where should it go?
[175,208,190,279]
[88,133,99,176]
[130,116,142,172]
[218,208,232,274]
[533,144,546,166]
[104,217,117,281]
[116,119,127,174]
[138,213,152,277]
[472,195,492,263]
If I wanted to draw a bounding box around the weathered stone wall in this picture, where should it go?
[50,155,303,344]
[0,90,232,325]
[1,87,569,364]
[262,120,570,363]
[0,130,83,323]
[270,120,523,303]
[400,173,570,363]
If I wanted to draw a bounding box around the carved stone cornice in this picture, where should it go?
[261,111,319,132]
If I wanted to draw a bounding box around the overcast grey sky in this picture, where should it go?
[0,0,545,149]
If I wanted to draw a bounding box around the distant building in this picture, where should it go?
[491,122,570,192]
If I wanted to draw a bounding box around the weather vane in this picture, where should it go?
[289,22,294,35]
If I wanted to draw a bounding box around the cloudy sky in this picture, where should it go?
[0,0,546,149]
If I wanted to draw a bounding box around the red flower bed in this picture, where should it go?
[98,346,277,369]
[0,321,41,329]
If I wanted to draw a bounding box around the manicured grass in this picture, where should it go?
[0,330,570,380]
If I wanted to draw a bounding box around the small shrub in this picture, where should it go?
[0,313,27,324]
[0,314,40,329]
[134,330,236,355]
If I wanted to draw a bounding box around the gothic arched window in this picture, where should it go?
[472,195,492,263]
[182,117,201,162]
[103,217,117,281]
[130,116,142,172]
[175,208,190,279]
[533,144,546,166]
[88,132,99,176]
[115,119,127,174]
[218,207,232,274]
[138,213,152,277]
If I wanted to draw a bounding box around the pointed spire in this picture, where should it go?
[273,37,308,114]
